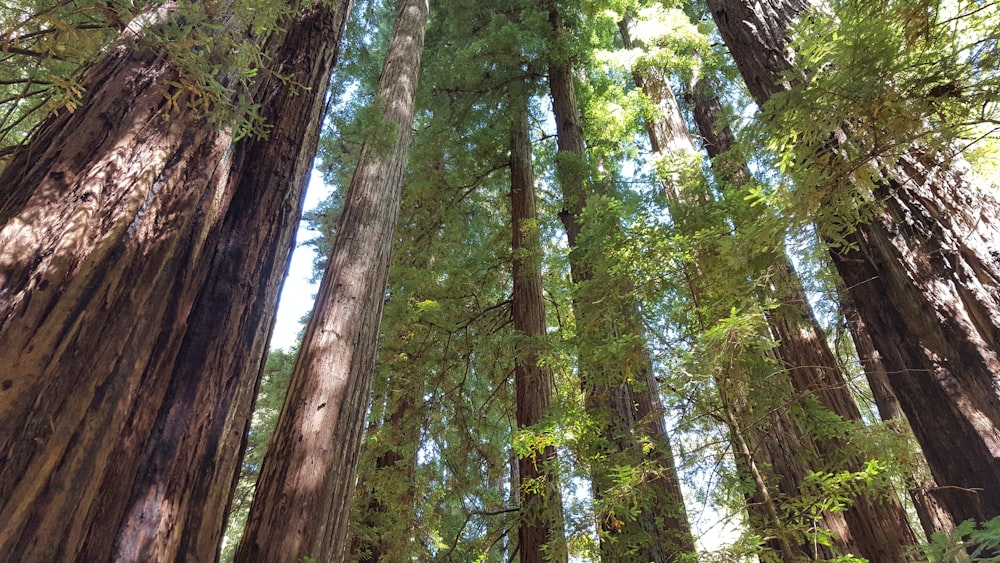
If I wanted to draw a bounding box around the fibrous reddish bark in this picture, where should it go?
[708,0,1000,526]
[0,3,351,560]
[234,1,428,560]
[97,3,351,560]
[0,9,233,560]
[835,280,955,540]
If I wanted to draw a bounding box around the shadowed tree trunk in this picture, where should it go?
[543,3,695,561]
[233,1,428,560]
[708,0,1000,526]
[93,3,352,560]
[619,18,843,559]
[834,280,956,540]
[0,2,348,559]
[509,82,567,563]
[686,66,919,558]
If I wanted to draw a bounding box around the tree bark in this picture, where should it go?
[687,65,920,558]
[619,14,918,556]
[0,6,229,559]
[233,1,428,560]
[544,4,695,561]
[835,279,956,540]
[708,0,1000,526]
[98,4,351,560]
[510,83,567,563]
[0,2,351,559]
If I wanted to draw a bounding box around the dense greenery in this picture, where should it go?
[2,0,998,560]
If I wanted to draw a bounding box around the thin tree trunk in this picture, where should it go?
[708,0,1000,525]
[234,1,428,560]
[619,19,844,558]
[620,15,920,556]
[509,82,567,563]
[349,379,421,562]
[686,65,919,558]
[543,4,695,561]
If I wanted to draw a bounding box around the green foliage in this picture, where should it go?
[142,0,296,140]
[0,0,298,166]
[911,517,1000,562]
[759,0,1000,243]
[780,461,886,555]
[0,0,124,156]
[226,0,981,560]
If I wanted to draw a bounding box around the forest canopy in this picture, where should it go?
[1,0,999,561]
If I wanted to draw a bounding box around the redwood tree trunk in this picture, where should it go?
[835,279,956,540]
[708,0,1000,525]
[620,14,918,555]
[510,84,567,563]
[544,4,695,561]
[688,67,920,558]
[0,3,351,559]
[0,8,232,560]
[233,1,428,560]
[95,3,351,560]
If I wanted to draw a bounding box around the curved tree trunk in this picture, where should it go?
[708,0,1000,526]
[543,4,695,561]
[510,83,567,563]
[234,1,428,560]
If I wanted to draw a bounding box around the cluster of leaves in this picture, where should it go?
[0,0,299,167]
[0,0,126,158]
[912,516,1000,562]
[763,0,1000,242]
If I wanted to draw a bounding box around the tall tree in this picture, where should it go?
[234,0,429,560]
[707,0,1000,525]
[832,276,955,539]
[542,2,696,560]
[0,1,349,559]
[619,12,918,558]
[509,80,568,562]
[685,71,919,559]
[100,3,351,559]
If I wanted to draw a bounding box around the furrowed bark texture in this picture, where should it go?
[544,4,695,561]
[96,3,352,560]
[510,87,567,563]
[709,0,1000,525]
[233,1,428,560]
[0,11,236,560]
[0,3,351,559]
[835,280,955,539]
